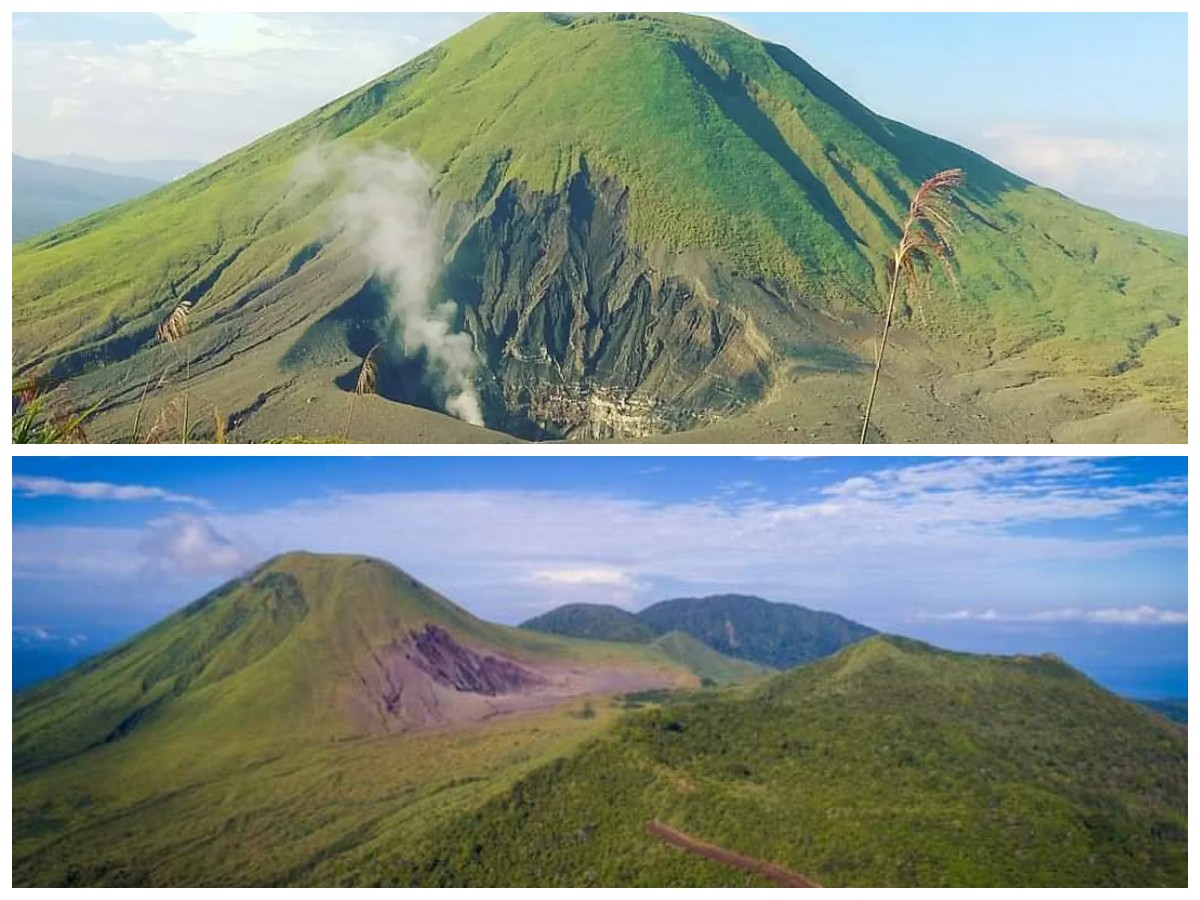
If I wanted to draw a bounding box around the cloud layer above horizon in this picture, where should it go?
[12,457,1187,636]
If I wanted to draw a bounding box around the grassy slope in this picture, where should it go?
[651,631,774,685]
[381,636,1186,887]
[518,607,773,685]
[13,700,625,887]
[14,553,688,773]
[12,13,1186,430]
[12,552,700,886]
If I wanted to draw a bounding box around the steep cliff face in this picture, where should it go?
[447,164,775,438]
[276,163,778,440]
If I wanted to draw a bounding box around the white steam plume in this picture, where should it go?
[295,145,484,426]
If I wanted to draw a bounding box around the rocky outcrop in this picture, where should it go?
[407,624,544,695]
[445,162,775,438]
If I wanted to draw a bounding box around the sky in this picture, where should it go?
[11,11,1187,233]
[12,455,1188,697]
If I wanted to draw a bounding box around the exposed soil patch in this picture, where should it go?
[646,819,820,888]
[343,624,689,735]
[408,624,545,695]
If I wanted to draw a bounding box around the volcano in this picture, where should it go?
[12,13,1186,443]
[13,552,695,775]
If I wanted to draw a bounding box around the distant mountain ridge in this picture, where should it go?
[521,593,876,668]
[12,155,163,242]
[1138,697,1187,725]
[44,154,202,183]
[521,603,654,643]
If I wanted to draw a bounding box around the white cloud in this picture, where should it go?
[972,121,1187,231]
[48,96,83,120]
[12,515,251,583]
[813,457,1185,529]
[138,515,257,577]
[12,458,1184,625]
[924,606,1186,626]
[13,525,151,579]
[12,12,482,162]
[13,475,206,506]
[980,123,1168,191]
[155,13,312,59]
[13,625,52,642]
[528,567,638,588]
[13,625,89,646]
[523,566,647,610]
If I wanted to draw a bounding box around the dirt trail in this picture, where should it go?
[645,819,820,888]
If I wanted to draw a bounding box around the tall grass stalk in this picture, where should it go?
[147,300,193,443]
[344,344,381,442]
[12,377,98,443]
[860,169,964,444]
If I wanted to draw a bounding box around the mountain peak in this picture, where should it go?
[12,10,1185,443]
[224,551,474,625]
[15,555,696,774]
[468,11,745,38]
[796,633,1096,698]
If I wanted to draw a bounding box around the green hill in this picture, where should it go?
[518,606,774,685]
[520,603,654,643]
[15,552,694,773]
[13,552,699,886]
[637,593,876,668]
[651,631,774,685]
[12,574,1185,886]
[11,12,1186,443]
[383,636,1187,887]
[521,594,873,669]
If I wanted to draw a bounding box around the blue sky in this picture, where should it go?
[11,11,1186,232]
[12,456,1187,696]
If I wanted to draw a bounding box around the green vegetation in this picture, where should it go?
[14,699,624,887]
[12,563,1186,886]
[651,631,774,685]
[381,637,1187,887]
[522,595,875,670]
[10,12,1186,442]
[13,552,699,886]
[11,378,96,443]
[637,593,876,668]
[520,603,655,643]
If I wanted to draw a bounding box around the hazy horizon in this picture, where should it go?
[13,456,1187,697]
